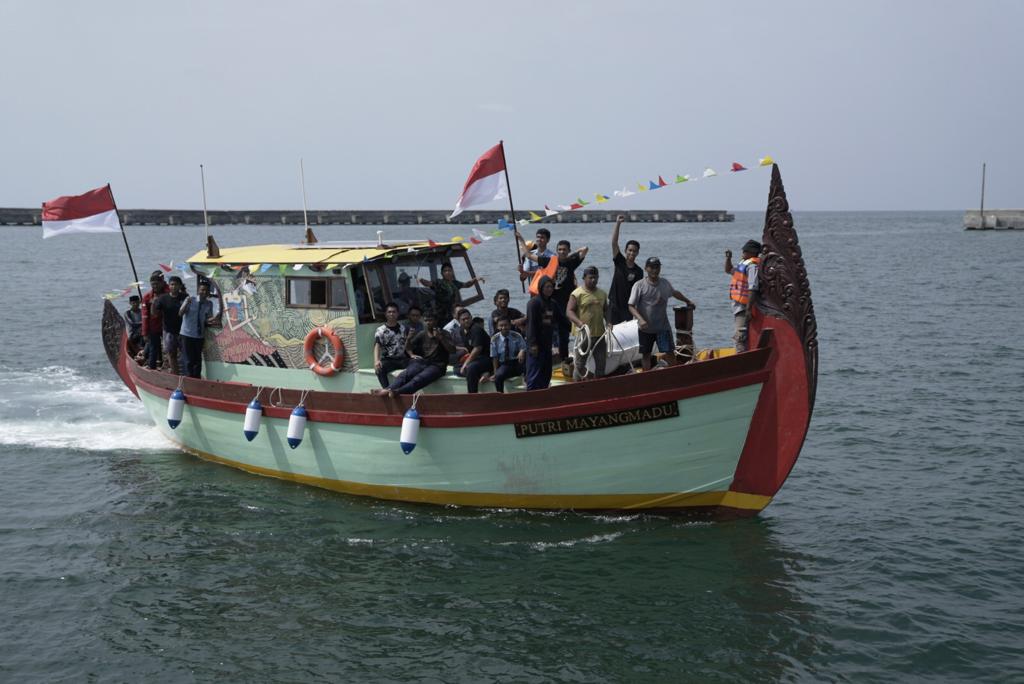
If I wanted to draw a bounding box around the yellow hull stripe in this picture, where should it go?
[173,441,772,512]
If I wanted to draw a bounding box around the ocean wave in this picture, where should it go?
[0,366,160,451]
[0,419,168,452]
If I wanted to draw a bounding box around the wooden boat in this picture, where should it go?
[101,164,817,517]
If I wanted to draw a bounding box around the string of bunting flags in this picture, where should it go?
[440,154,775,250]
[98,154,774,299]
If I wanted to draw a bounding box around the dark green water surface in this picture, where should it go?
[1,212,1021,682]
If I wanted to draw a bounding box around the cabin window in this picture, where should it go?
[329,279,350,309]
[382,250,483,315]
[286,277,349,309]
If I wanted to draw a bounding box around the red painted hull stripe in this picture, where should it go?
[132,370,768,428]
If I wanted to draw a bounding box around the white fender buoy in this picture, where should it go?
[167,388,185,429]
[243,398,262,442]
[287,405,307,449]
[400,407,420,454]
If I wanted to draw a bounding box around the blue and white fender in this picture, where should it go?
[167,388,186,429]
[400,407,420,454]
[243,398,262,442]
[287,405,307,449]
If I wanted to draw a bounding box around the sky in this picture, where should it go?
[1,0,1021,211]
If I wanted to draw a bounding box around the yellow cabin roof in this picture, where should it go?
[187,240,462,266]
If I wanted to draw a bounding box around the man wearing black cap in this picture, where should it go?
[724,240,762,352]
[628,257,695,371]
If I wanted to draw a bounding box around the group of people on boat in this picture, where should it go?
[124,269,219,379]
[370,215,726,396]
[120,215,763,395]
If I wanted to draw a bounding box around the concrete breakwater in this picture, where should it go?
[1,208,732,226]
[963,209,1023,230]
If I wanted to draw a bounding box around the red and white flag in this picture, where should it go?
[42,185,122,239]
[448,143,507,219]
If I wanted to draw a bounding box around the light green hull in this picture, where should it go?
[139,382,763,506]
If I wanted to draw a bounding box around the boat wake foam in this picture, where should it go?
[0,366,166,452]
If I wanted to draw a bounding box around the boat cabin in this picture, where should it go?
[187,240,492,393]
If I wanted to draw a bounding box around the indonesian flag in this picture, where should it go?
[448,143,507,219]
[42,185,121,238]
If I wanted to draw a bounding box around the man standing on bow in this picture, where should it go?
[140,270,166,370]
[724,239,761,352]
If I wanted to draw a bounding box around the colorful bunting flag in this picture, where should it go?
[637,183,647,192]
[703,168,717,178]
[544,205,559,216]
[614,187,636,198]
[576,197,589,206]
[428,239,439,247]
[557,204,572,211]
[657,176,668,187]
[570,202,583,210]
[648,180,659,190]
[529,211,543,222]
[676,174,690,183]
[595,194,609,203]
[731,163,746,172]
[159,263,171,272]
[759,156,774,166]
[497,218,514,229]
[470,237,482,245]
[278,264,288,275]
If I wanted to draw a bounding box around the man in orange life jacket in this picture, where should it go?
[517,232,588,376]
[724,239,761,352]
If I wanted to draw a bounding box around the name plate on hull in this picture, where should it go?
[514,401,680,439]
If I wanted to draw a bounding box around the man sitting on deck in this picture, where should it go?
[373,302,409,388]
[455,308,492,394]
[490,316,526,393]
[375,311,455,397]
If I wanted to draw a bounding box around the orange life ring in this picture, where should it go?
[303,326,344,376]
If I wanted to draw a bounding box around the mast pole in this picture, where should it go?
[106,184,143,300]
[200,164,210,240]
[498,140,526,293]
[300,158,310,235]
[979,162,986,229]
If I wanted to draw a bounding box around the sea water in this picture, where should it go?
[0,212,1021,681]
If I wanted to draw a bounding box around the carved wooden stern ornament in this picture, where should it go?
[757,164,819,410]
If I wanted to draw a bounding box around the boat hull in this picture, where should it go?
[136,377,770,513]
